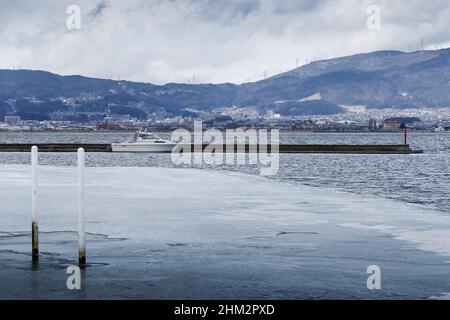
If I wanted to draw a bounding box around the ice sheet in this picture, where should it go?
[1,164,450,299]
[2,165,449,255]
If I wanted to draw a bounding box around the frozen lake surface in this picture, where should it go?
[1,164,450,299]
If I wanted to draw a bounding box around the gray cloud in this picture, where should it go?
[0,0,449,84]
[89,1,109,19]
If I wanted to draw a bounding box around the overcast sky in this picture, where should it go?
[1,0,449,84]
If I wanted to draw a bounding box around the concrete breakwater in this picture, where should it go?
[0,143,111,152]
[0,143,422,154]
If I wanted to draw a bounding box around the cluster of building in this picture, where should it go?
[1,106,450,132]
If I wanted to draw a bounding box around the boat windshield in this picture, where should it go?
[131,129,165,142]
[141,133,158,139]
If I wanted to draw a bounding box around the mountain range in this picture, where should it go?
[1,48,450,121]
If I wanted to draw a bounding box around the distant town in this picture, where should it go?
[1,102,450,133]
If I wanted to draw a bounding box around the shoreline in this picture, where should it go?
[1,128,448,133]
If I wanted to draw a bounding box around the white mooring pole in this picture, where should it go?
[78,148,86,265]
[31,146,39,262]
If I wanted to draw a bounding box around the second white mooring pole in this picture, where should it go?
[78,148,86,265]
[31,146,39,262]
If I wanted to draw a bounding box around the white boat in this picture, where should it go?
[111,128,177,153]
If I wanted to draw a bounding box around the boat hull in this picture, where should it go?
[111,143,177,153]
